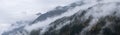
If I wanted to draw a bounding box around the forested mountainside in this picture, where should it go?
[2,0,120,35]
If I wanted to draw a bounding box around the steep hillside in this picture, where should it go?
[30,0,120,35]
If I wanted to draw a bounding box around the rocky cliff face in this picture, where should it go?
[2,0,120,35]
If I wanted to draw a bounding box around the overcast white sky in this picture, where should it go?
[0,0,79,23]
[0,0,79,33]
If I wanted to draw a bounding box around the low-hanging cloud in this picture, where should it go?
[0,0,79,34]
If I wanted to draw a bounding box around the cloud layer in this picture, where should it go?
[0,0,79,34]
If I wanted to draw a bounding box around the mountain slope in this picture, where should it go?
[30,1,120,35]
